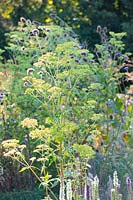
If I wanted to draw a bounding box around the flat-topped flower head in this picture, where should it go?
[20,118,38,129]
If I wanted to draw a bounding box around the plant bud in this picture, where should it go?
[97,25,102,33]
[20,17,26,23]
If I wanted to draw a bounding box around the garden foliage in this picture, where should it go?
[0,17,132,199]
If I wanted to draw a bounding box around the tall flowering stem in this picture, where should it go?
[59,177,65,200]
[126,177,132,200]
[111,171,122,200]
[84,179,91,200]
[66,179,72,200]
[91,176,100,200]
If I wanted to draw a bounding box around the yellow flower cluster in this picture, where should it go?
[20,117,38,128]
[25,88,34,94]
[2,139,26,157]
[0,72,4,76]
[48,86,61,98]
[22,76,32,82]
[30,127,51,139]
[32,78,48,92]
[32,78,45,87]
[2,139,19,148]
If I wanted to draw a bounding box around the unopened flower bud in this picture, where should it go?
[27,68,35,75]
[97,25,102,33]
[103,27,107,33]
[20,17,26,23]
[26,19,31,25]
[32,29,39,36]
[126,177,131,187]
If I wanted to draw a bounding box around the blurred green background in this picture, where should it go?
[0,0,132,51]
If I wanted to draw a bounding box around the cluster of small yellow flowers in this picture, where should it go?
[45,117,53,125]
[30,127,51,139]
[32,78,46,91]
[20,117,38,128]
[25,88,34,94]
[33,61,44,68]
[22,76,32,87]
[62,121,78,135]
[22,76,32,82]
[0,72,4,76]
[2,139,19,149]
[2,139,26,157]
[48,86,61,98]
[0,105,4,113]
[32,78,44,86]
[0,104,9,120]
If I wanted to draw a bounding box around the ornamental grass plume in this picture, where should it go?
[113,171,119,188]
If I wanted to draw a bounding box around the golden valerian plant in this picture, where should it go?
[1,17,132,199]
